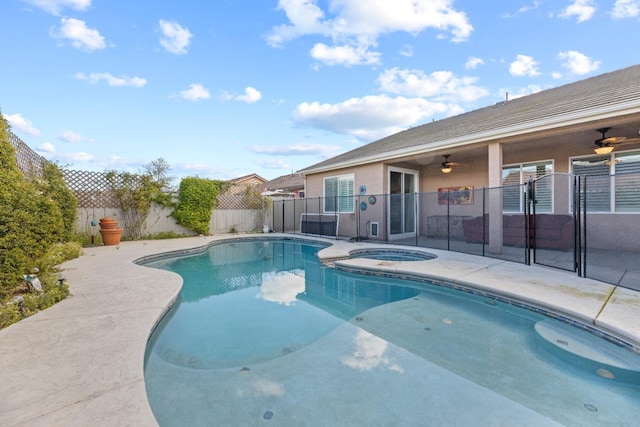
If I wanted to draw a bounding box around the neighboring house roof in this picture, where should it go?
[300,64,640,175]
[262,173,305,193]
[228,173,267,186]
[225,173,267,195]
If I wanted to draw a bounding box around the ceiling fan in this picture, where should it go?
[594,127,640,154]
[440,154,463,174]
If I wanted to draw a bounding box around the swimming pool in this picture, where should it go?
[143,238,640,426]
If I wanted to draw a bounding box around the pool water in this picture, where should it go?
[143,239,640,426]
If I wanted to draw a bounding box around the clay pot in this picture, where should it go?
[99,228,123,246]
[99,218,119,230]
[98,218,123,245]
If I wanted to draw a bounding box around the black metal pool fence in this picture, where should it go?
[270,173,640,292]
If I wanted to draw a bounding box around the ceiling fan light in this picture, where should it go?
[441,166,452,174]
[594,145,614,155]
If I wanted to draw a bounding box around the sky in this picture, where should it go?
[1,0,639,182]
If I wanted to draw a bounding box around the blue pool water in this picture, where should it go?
[143,239,640,426]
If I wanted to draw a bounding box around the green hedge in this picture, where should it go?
[172,177,229,234]
[0,113,78,302]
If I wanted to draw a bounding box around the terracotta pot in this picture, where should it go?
[99,228,123,245]
[99,218,119,230]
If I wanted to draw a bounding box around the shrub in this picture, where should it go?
[105,158,174,240]
[0,112,78,303]
[0,116,51,299]
[172,177,229,234]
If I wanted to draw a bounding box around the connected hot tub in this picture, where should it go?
[348,248,436,262]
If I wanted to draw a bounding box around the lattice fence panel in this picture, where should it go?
[216,191,264,210]
[62,169,119,208]
[8,132,46,177]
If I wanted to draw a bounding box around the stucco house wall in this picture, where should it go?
[299,65,640,250]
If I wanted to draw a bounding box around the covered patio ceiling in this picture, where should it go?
[387,112,640,170]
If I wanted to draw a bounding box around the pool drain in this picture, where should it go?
[263,411,274,420]
[240,367,250,374]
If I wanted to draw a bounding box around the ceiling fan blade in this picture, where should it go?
[619,137,640,144]
[602,136,627,144]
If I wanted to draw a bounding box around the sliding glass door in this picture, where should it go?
[389,168,418,239]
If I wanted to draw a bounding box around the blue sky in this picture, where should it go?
[1,0,639,181]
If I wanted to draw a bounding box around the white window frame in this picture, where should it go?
[570,149,640,214]
[502,159,554,213]
[323,174,355,214]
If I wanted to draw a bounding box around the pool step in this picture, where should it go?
[534,319,640,382]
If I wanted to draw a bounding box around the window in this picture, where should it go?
[502,161,553,213]
[572,150,640,212]
[323,174,354,213]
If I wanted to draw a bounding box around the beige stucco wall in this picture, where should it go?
[304,163,385,238]
[303,136,639,248]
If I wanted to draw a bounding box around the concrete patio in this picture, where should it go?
[0,234,639,426]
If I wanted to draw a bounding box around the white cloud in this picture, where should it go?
[52,18,106,51]
[250,142,343,158]
[557,51,600,75]
[222,87,262,103]
[519,1,542,14]
[266,0,329,47]
[179,83,211,101]
[465,56,484,70]
[399,45,414,57]
[254,159,292,170]
[250,377,285,397]
[3,113,40,136]
[342,330,403,373]
[21,0,91,15]
[558,0,596,23]
[37,142,56,153]
[611,0,640,18]
[500,84,544,100]
[509,54,541,77]
[237,87,262,103]
[310,43,381,66]
[55,151,96,163]
[75,72,146,87]
[256,271,305,305]
[267,0,473,66]
[159,20,193,54]
[378,68,489,103]
[173,162,231,178]
[292,94,454,141]
[58,130,84,143]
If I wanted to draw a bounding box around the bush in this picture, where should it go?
[172,177,229,234]
[0,112,78,303]
[141,231,189,240]
[0,242,79,329]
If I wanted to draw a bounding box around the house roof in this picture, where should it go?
[262,173,305,192]
[299,64,640,175]
[228,173,267,185]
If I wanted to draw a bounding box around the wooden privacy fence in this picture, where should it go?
[9,131,266,236]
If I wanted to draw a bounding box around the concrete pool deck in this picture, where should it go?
[0,234,639,426]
